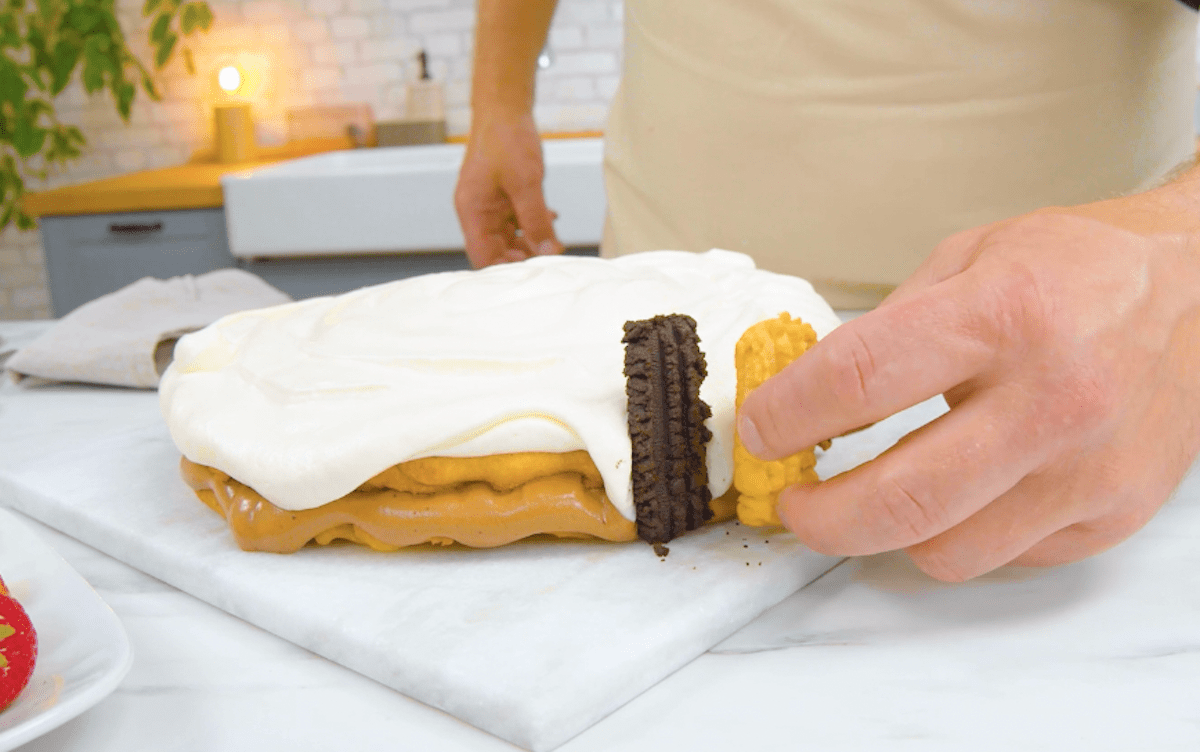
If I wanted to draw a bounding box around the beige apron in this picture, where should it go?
[601,0,1197,308]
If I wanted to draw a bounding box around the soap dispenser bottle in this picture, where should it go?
[404,50,446,143]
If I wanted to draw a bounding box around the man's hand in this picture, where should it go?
[455,113,563,267]
[455,0,561,267]
[738,185,1200,581]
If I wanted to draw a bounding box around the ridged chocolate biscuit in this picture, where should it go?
[622,314,714,548]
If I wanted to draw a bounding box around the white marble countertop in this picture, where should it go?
[3,319,1200,751]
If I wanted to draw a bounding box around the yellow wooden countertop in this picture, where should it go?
[22,137,357,218]
[22,131,605,219]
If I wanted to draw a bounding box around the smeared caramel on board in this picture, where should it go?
[181,454,737,553]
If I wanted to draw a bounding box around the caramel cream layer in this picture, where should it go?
[182,455,738,553]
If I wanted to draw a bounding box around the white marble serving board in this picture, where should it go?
[0,374,944,750]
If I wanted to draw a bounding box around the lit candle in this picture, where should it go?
[214,63,255,162]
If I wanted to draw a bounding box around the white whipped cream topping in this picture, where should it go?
[159,250,841,516]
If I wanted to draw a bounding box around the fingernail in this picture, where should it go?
[773,493,793,532]
[536,240,557,256]
[738,414,767,457]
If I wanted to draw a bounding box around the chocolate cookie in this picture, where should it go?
[622,314,714,550]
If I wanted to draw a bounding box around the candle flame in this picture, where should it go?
[217,66,242,93]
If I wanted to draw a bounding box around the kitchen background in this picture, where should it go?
[0,0,622,319]
[3,3,1200,320]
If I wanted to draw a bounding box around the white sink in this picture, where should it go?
[221,138,606,258]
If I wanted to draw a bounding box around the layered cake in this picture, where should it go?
[159,250,841,552]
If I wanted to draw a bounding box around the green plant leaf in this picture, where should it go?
[195,3,213,32]
[154,30,176,68]
[28,44,53,78]
[49,40,79,94]
[141,69,159,99]
[84,34,113,64]
[81,37,115,92]
[115,79,135,118]
[66,6,102,33]
[101,8,123,38]
[48,126,83,160]
[81,57,104,92]
[23,28,49,76]
[180,2,212,34]
[150,12,170,43]
[180,3,198,33]
[45,126,88,162]
[142,0,163,16]
[0,13,20,46]
[27,98,53,119]
[11,121,49,159]
[0,58,28,104]
[34,0,57,21]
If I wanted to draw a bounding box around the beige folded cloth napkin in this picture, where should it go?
[5,269,291,389]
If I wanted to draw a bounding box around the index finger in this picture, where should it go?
[462,228,513,268]
[777,381,1044,558]
[738,266,1020,460]
[502,175,562,257]
[455,193,519,268]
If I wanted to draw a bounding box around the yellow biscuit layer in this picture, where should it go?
[363,451,604,494]
[733,313,820,527]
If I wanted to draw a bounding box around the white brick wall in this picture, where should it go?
[330,16,371,39]
[0,227,50,320]
[0,0,624,319]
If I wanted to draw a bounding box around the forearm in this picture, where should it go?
[471,0,559,120]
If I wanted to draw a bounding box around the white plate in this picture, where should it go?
[0,508,133,751]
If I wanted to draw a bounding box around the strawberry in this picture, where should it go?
[0,574,38,713]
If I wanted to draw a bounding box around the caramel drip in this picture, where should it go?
[181,456,636,552]
[181,455,736,553]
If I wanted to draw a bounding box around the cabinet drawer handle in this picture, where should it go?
[108,221,164,236]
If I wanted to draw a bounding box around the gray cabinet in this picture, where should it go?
[243,248,600,301]
[41,208,235,317]
[239,252,473,301]
[236,250,598,301]
[41,207,599,316]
